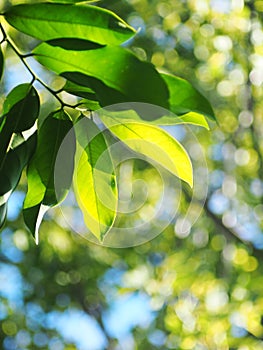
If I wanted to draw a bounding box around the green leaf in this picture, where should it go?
[23,110,75,242]
[98,106,209,129]
[0,85,42,232]
[51,0,97,3]
[63,80,98,100]
[100,116,193,187]
[4,3,135,45]
[33,44,169,108]
[0,132,37,213]
[11,132,37,168]
[0,133,37,195]
[161,73,215,121]
[2,84,39,131]
[73,117,117,242]
[174,112,210,128]
[77,99,101,111]
[0,46,4,81]
[0,84,39,173]
[46,38,104,51]
[0,204,7,229]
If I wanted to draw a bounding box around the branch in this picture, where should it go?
[0,23,80,111]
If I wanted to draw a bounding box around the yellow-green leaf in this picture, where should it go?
[98,106,209,129]
[73,118,117,242]
[101,116,193,187]
[161,73,215,121]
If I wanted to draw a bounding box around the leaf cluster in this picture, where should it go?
[0,1,215,242]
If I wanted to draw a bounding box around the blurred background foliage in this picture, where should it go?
[1,0,263,349]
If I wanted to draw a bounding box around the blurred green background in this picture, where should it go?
[1,0,263,349]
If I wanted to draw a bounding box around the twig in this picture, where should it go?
[0,23,80,110]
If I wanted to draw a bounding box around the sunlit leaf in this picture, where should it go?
[73,117,117,242]
[101,116,193,187]
[161,73,215,121]
[4,3,135,45]
[99,105,209,129]
[48,0,96,3]
[23,110,75,242]
[77,99,101,111]
[33,44,169,108]
[54,0,97,3]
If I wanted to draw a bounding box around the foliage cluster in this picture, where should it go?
[0,0,214,243]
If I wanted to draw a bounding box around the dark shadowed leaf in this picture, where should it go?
[0,84,39,174]
[0,204,7,229]
[0,46,4,81]
[63,80,98,100]
[5,3,135,45]
[23,110,75,242]
[2,84,39,131]
[0,84,39,225]
[33,44,170,108]
[46,38,105,51]
[0,132,37,215]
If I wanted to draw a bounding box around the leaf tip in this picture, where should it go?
[35,233,39,246]
[23,204,49,245]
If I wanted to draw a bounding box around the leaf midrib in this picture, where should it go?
[13,17,118,31]
[85,131,103,232]
[105,115,192,183]
[44,119,67,203]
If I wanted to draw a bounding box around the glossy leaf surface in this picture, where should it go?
[33,44,170,108]
[99,106,209,129]
[161,73,215,121]
[5,3,135,45]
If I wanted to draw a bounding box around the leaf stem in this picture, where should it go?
[0,22,6,41]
